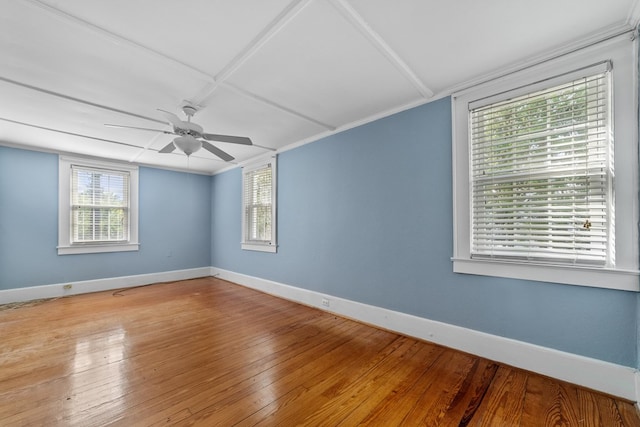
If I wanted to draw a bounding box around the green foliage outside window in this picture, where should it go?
[245,167,272,242]
[72,169,129,243]
[471,73,609,263]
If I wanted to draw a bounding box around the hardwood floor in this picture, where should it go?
[1,277,638,426]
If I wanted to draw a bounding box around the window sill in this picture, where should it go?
[452,257,639,292]
[58,243,139,255]
[242,243,277,253]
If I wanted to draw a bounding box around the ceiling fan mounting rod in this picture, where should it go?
[182,105,198,120]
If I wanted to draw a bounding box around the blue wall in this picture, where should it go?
[1,96,637,368]
[0,145,212,288]
[211,97,638,368]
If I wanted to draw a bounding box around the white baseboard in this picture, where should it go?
[4,266,637,401]
[636,371,640,410]
[211,267,638,401]
[0,267,211,304]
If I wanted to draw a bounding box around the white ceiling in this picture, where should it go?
[1,0,639,174]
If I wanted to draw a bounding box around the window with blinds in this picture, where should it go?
[469,70,612,266]
[242,158,277,252]
[71,166,130,243]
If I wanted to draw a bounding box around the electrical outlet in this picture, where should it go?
[63,284,72,290]
[321,298,330,307]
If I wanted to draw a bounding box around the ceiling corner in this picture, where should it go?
[627,0,640,27]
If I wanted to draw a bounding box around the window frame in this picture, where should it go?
[470,65,612,266]
[241,155,277,253]
[58,156,139,255]
[452,34,639,291]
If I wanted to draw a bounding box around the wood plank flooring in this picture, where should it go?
[0,277,638,426]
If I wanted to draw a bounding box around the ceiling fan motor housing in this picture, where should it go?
[175,121,204,138]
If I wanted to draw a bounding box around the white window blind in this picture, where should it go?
[243,161,275,247]
[469,69,612,266]
[71,166,130,243]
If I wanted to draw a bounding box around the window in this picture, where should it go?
[242,156,277,252]
[452,34,638,291]
[471,68,611,265]
[58,156,139,255]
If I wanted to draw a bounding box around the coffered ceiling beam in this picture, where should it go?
[328,0,434,99]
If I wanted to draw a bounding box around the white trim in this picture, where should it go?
[221,81,336,131]
[626,0,640,27]
[452,258,640,292]
[447,26,635,97]
[241,155,277,252]
[212,96,432,177]
[236,152,278,169]
[241,243,277,253]
[327,0,433,98]
[58,155,139,255]
[451,34,639,291]
[0,267,210,305]
[211,266,638,401]
[58,242,140,255]
[213,0,314,83]
[4,266,637,400]
[23,0,214,84]
[636,371,640,410]
[213,29,637,179]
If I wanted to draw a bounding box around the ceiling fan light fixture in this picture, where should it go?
[173,136,202,156]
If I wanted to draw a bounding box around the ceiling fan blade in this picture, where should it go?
[201,141,235,161]
[158,142,176,153]
[105,124,174,135]
[157,109,183,127]
[203,133,252,145]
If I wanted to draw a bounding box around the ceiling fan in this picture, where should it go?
[105,104,252,161]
